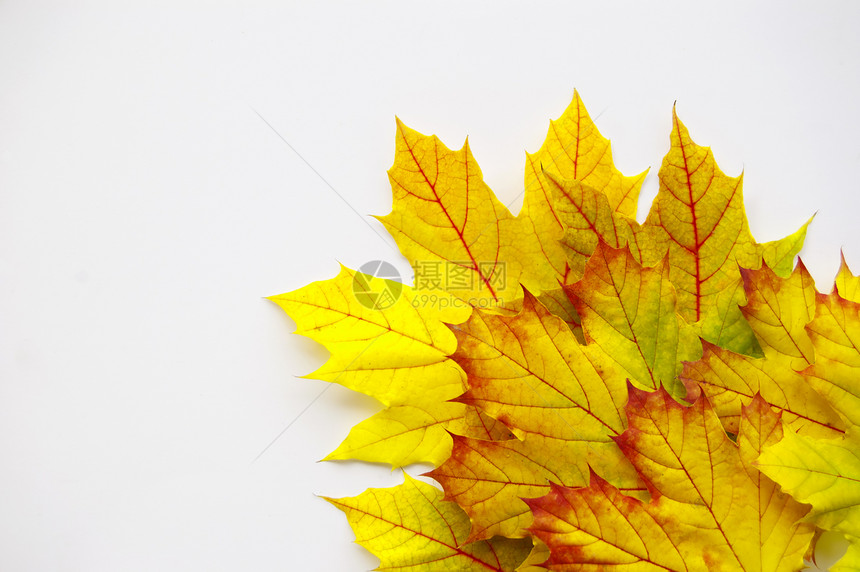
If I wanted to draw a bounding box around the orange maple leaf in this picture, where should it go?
[526,389,814,570]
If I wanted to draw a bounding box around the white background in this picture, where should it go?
[2,1,859,570]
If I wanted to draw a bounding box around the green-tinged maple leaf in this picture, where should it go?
[535,288,584,343]
[324,475,532,571]
[641,110,806,356]
[681,260,845,438]
[757,427,860,572]
[270,265,496,468]
[565,240,700,395]
[526,389,813,570]
[761,218,813,278]
[428,291,643,541]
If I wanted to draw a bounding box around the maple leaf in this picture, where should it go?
[428,291,643,541]
[526,389,814,570]
[754,285,860,571]
[325,474,532,571]
[681,261,844,438]
[757,427,860,572]
[835,252,860,303]
[525,90,644,220]
[550,174,647,283]
[640,110,808,356]
[681,339,845,439]
[565,240,700,395]
[803,289,860,427]
[516,90,647,291]
[271,265,500,468]
[377,119,524,306]
[740,260,817,366]
[531,173,648,344]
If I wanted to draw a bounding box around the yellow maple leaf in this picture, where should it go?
[428,292,643,540]
[756,290,860,571]
[271,265,493,467]
[681,261,845,438]
[515,90,647,291]
[804,290,860,427]
[835,252,860,303]
[549,174,647,281]
[740,261,817,367]
[377,119,522,306]
[527,390,813,570]
[526,90,645,219]
[757,427,860,572]
[681,340,844,439]
[325,474,532,571]
[641,110,807,356]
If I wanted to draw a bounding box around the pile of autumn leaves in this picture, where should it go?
[272,94,860,571]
